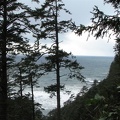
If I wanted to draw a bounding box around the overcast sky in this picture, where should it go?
[21,0,116,56]
[60,0,115,57]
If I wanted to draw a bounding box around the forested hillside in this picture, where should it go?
[59,59,120,120]
[45,58,120,120]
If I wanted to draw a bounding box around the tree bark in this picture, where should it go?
[0,0,7,120]
[55,0,61,120]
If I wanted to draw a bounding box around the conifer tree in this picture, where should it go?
[33,0,84,120]
[0,0,41,119]
[8,48,47,120]
[18,52,45,120]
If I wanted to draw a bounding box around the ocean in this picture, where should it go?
[32,56,114,115]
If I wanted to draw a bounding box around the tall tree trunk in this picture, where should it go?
[0,0,7,120]
[30,74,35,120]
[55,0,61,120]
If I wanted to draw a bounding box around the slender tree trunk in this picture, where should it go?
[20,80,23,98]
[30,74,35,120]
[0,0,7,120]
[55,0,61,120]
[19,68,23,120]
[19,68,23,98]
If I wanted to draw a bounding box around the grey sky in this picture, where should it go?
[63,0,114,25]
[59,0,115,56]
[20,0,115,56]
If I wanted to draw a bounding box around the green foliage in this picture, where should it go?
[44,49,84,80]
[32,0,74,40]
[44,84,64,93]
[0,0,39,55]
[42,49,84,101]
[7,96,44,120]
[74,0,120,47]
[75,6,120,39]
[0,0,45,119]
[35,1,84,120]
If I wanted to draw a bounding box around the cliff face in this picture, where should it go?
[47,59,120,120]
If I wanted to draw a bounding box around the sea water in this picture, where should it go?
[33,56,114,115]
